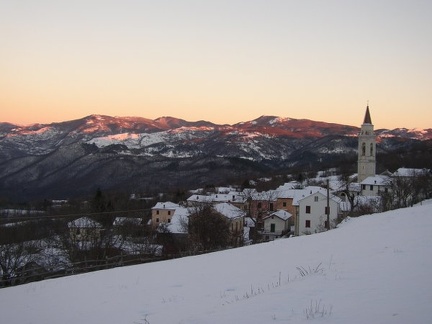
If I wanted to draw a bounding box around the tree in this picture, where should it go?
[0,225,42,286]
[338,173,359,214]
[188,204,230,251]
[381,169,432,210]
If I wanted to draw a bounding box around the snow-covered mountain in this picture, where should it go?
[0,114,431,200]
[1,201,431,323]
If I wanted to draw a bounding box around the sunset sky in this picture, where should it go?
[1,0,431,129]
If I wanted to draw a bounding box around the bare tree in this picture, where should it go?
[187,204,230,252]
[0,225,42,286]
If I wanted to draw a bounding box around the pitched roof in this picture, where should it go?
[67,217,102,228]
[165,206,190,234]
[265,210,292,221]
[363,105,372,124]
[360,175,390,186]
[393,168,430,177]
[187,192,246,204]
[152,201,180,210]
[213,202,245,219]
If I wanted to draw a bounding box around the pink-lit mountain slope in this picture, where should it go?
[0,114,430,201]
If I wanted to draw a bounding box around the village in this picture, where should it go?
[1,106,431,287]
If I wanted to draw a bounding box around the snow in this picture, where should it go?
[1,202,432,323]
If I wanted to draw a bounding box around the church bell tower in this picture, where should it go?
[357,105,376,182]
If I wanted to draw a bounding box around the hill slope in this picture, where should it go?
[1,202,432,323]
[1,114,431,201]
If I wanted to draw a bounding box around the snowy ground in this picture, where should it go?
[1,201,432,324]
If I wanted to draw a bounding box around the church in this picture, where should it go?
[357,105,391,196]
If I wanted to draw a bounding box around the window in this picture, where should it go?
[306,206,311,214]
[370,185,373,191]
[156,218,159,223]
[362,184,366,190]
[362,142,366,156]
[168,211,171,216]
[270,223,276,233]
[168,218,171,223]
[370,143,373,156]
[305,220,311,228]
[270,203,274,211]
[257,202,262,209]
[283,202,287,207]
[314,196,319,202]
[156,210,159,215]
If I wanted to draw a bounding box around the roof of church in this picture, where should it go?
[363,105,372,124]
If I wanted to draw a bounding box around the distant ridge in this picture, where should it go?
[0,114,431,201]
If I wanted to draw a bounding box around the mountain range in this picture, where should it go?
[1,115,431,202]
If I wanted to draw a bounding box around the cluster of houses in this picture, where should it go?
[67,106,430,248]
[149,181,351,244]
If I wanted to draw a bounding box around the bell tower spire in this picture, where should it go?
[363,104,372,124]
[357,104,376,182]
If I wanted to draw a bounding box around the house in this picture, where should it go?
[151,202,179,228]
[213,202,245,246]
[67,217,103,243]
[392,167,430,178]
[262,210,292,241]
[276,186,329,230]
[242,189,278,230]
[150,202,191,255]
[360,175,391,196]
[150,201,190,234]
[186,191,247,210]
[296,192,341,236]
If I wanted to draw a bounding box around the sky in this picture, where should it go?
[1,0,431,129]
[1,200,432,323]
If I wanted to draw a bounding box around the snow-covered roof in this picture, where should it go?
[213,203,245,220]
[67,217,102,228]
[360,175,391,186]
[113,217,142,226]
[152,201,180,210]
[187,192,246,204]
[151,204,190,234]
[164,206,190,234]
[265,210,292,221]
[275,181,301,191]
[297,190,342,205]
[393,167,430,177]
[278,186,329,205]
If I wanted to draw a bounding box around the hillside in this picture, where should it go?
[1,114,431,201]
[1,201,431,323]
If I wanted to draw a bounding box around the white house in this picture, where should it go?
[296,192,341,236]
[262,210,292,241]
[360,175,391,196]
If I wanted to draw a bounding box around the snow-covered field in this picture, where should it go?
[1,202,432,324]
